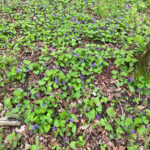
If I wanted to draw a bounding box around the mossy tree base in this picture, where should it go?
[136,42,150,80]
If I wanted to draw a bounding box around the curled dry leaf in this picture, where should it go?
[15,125,25,133]
[79,124,90,130]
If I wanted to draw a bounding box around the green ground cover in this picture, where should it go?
[0,0,150,149]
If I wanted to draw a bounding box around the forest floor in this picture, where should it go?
[0,0,150,150]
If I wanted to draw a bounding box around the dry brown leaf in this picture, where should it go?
[139,146,144,150]
[29,137,34,144]
[15,125,25,133]
[25,142,30,150]
[79,124,90,130]
[70,102,76,107]
[51,138,56,143]
[119,146,126,150]
[115,87,121,92]
[137,105,145,110]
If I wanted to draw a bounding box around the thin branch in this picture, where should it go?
[119,101,124,116]
[0,117,21,126]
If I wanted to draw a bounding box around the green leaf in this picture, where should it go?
[30,145,38,150]
[33,70,39,74]
[44,125,51,133]
[69,141,76,149]
[125,118,133,126]
[128,85,135,92]
[96,105,102,114]
[16,134,22,140]
[100,118,105,126]
[73,84,81,91]
[146,109,150,116]
[38,80,46,86]
[68,122,73,128]
[56,146,61,150]
[86,109,96,121]
[74,92,81,99]
[100,97,107,103]
[71,114,77,122]
[106,107,116,118]
[28,64,33,70]
[23,60,30,65]
[11,107,19,113]
[4,98,12,108]
[94,97,100,103]
[137,126,146,135]
[54,120,60,127]
[78,136,83,141]
[134,117,143,125]
[8,132,15,143]
[45,70,52,76]
[72,125,76,133]
[59,55,64,60]
[60,120,66,127]
[105,123,113,131]
[53,83,58,89]
[61,92,67,98]
[121,72,127,76]
[76,79,81,83]
[112,70,118,75]
[116,127,124,135]
[13,141,17,148]
[142,116,149,124]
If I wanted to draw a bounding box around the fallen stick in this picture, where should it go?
[0,117,21,126]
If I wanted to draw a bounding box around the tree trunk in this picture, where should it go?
[136,42,150,78]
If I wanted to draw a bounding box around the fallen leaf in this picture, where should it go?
[79,124,90,130]
[25,142,30,150]
[119,146,126,150]
[15,125,25,133]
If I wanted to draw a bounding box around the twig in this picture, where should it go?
[119,101,124,116]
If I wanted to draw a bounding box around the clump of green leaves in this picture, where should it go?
[7,132,22,149]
